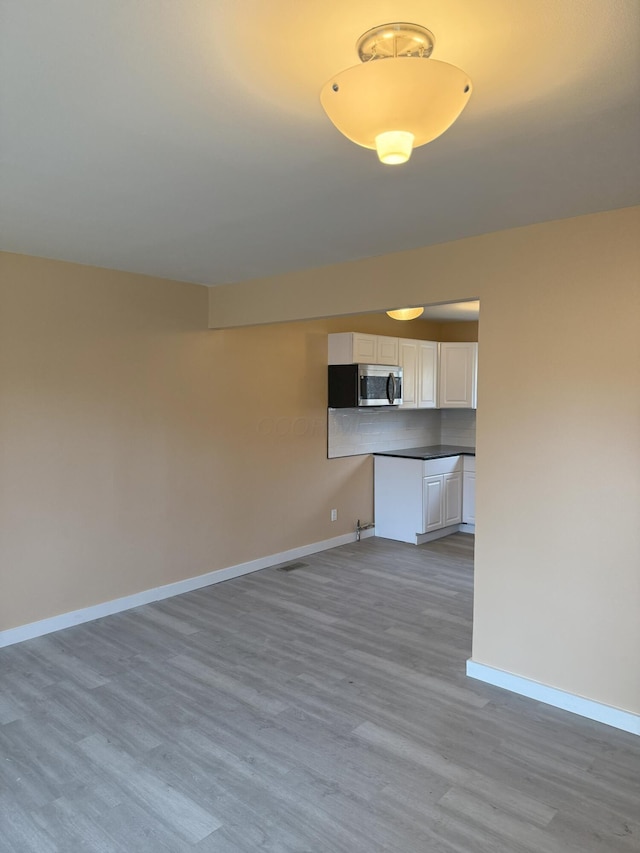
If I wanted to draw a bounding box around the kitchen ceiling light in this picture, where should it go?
[386,307,425,321]
[320,23,472,165]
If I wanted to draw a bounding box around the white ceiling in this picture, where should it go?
[1,1,639,286]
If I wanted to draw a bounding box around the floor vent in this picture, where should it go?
[277,561,309,572]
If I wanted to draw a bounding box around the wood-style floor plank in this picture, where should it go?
[1,533,638,851]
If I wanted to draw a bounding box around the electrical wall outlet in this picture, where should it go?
[330,509,338,521]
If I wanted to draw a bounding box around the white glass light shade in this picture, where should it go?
[375,131,415,164]
[320,57,471,152]
[386,307,425,320]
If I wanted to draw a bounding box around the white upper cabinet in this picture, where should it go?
[438,342,478,408]
[351,333,378,363]
[418,341,438,408]
[399,339,438,409]
[328,333,399,366]
[398,339,418,407]
[376,335,400,365]
[329,334,479,410]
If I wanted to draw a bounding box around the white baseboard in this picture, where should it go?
[0,527,375,649]
[415,524,461,545]
[466,659,640,736]
[414,523,475,545]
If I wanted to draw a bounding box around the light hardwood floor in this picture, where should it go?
[1,534,638,851]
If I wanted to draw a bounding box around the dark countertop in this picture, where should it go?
[374,444,475,460]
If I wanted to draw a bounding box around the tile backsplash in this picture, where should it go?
[328,408,440,458]
[328,407,476,458]
[440,409,477,447]
[327,407,476,459]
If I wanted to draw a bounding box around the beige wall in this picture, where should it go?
[436,320,479,342]
[2,206,638,720]
[209,207,640,716]
[2,254,456,632]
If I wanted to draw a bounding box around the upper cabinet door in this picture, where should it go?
[398,339,418,408]
[417,341,438,408]
[439,342,478,408]
[351,333,378,363]
[399,339,437,409]
[328,333,399,365]
[376,336,399,365]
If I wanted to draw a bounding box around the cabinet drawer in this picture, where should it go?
[423,456,461,476]
[463,455,476,473]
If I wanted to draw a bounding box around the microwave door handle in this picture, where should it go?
[387,373,395,405]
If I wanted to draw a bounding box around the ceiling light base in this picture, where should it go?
[357,23,435,62]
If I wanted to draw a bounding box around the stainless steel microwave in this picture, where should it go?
[328,364,403,408]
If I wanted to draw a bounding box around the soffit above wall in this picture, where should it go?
[206,207,640,327]
[1,1,638,286]
[421,301,479,321]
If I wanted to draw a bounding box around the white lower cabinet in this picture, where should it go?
[375,454,468,544]
[463,455,476,525]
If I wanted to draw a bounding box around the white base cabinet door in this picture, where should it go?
[443,472,463,526]
[423,476,444,532]
[463,455,476,525]
[463,472,476,524]
[423,471,462,533]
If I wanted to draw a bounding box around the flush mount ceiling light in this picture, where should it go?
[386,307,425,320]
[320,22,472,165]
